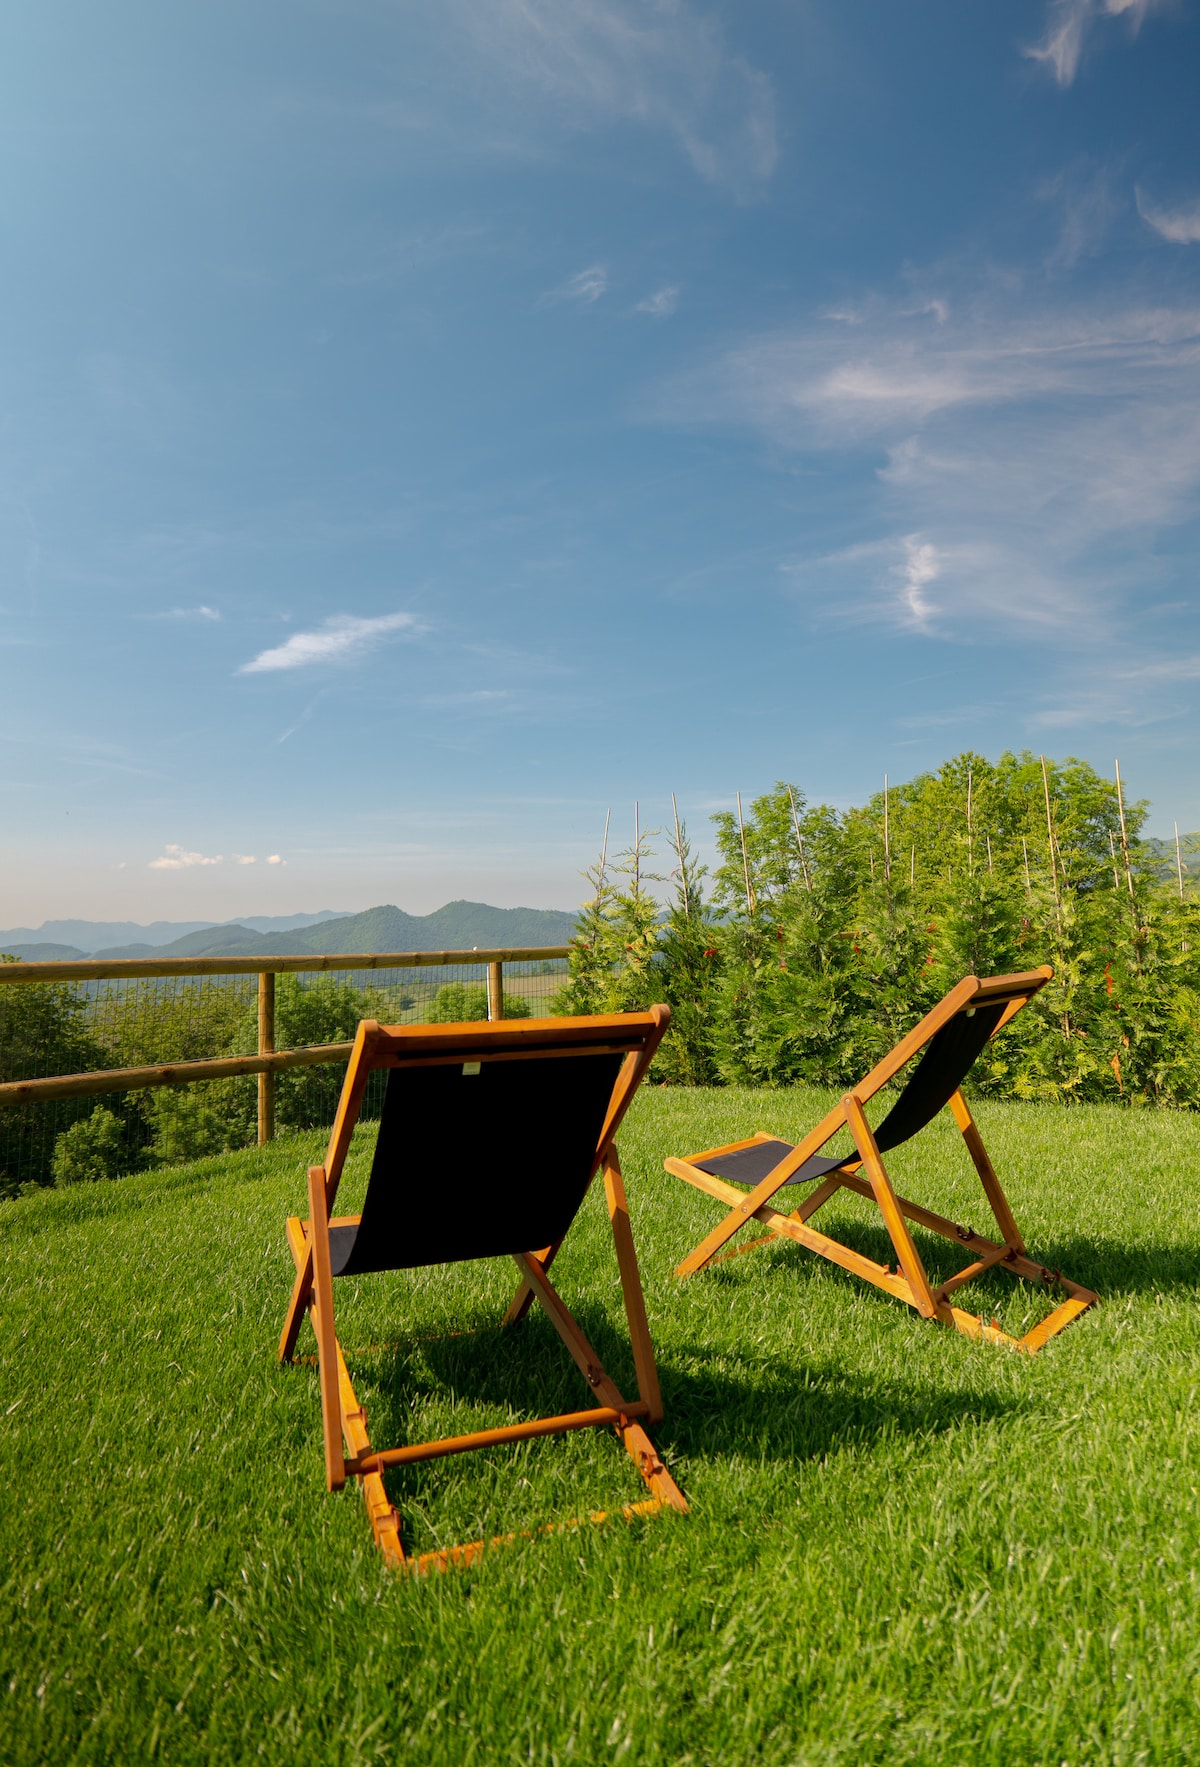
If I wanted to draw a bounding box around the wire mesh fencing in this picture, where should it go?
[0,953,569,1197]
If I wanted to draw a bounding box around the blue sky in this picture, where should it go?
[3,0,1200,923]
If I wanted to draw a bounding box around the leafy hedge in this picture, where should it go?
[556,751,1200,1106]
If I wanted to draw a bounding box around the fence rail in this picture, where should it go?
[0,947,571,1167]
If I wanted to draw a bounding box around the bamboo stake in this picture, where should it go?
[910,846,916,887]
[1108,831,1121,893]
[1114,761,1137,912]
[1175,819,1185,903]
[986,833,993,876]
[966,766,974,874]
[788,787,813,893]
[1114,760,1142,974]
[883,774,891,883]
[633,801,640,894]
[1040,755,1063,937]
[736,792,755,915]
[670,792,690,920]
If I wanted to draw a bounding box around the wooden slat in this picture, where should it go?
[346,1404,649,1473]
[949,1089,1025,1250]
[0,946,571,984]
[604,1150,663,1425]
[307,1164,346,1492]
[0,1040,354,1108]
[672,1100,850,1277]
[666,1159,914,1301]
[405,1498,664,1578]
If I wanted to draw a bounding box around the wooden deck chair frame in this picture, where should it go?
[280,1008,686,1575]
[666,969,1096,1355]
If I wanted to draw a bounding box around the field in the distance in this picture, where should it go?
[2,1085,1199,1765]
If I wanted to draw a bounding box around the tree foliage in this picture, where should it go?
[561,752,1200,1106]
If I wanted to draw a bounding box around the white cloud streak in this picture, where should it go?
[1137,189,1200,245]
[449,0,777,196]
[538,264,608,307]
[1024,0,1167,88]
[239,612,417,674]
[655,285,1200,651]
[636,285,680,318]
[149,845,223,870]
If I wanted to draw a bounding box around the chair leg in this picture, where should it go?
[844,1094,940,1320]
[949,1089,1025,1251]
[512,1250,687,1512]
[604,1149,662,1425]
[279,1219,313,1364]
[307,1164,346,1491]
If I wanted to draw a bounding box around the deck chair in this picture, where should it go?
[666,968,1096,1355]
[279,1007,686,1575]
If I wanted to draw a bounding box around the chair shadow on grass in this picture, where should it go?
[699,1206,1200,1308]
[337,1291,1028,1498]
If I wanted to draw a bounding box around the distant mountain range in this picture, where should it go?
[0,901,577,962]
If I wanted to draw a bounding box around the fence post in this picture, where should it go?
[487,961,504,1021]
[258,971,276,1144]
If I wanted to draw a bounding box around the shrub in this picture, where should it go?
[145,1078,257,1164]
[52,1106,129,1185]
[427,983,531,1023]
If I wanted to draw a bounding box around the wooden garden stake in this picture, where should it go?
[1040,755,1063,937]
[1114,761,1137,914]
[788,787,813,893]
[883,773,892,883]
[670,793,691,920]
[736,792,755,915]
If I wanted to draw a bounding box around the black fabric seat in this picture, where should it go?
[329,1051,624,1276]
[696,1001,1006,1188]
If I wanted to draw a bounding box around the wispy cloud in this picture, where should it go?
[636,285,680,318]
[1024,0,1167,89]
[895,537,939,628]
[655,282,1200,649]
[449,0,777,196]
[157,604,221,622]
[149,845,223,870]
[239,612,418,674]
[538,264,608,308]
[233,853,257,865]
[1137,189,1200,245]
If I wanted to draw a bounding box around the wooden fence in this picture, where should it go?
[0,946,570,1145]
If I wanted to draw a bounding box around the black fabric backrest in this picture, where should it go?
[336,1049,625,1275]
[872,1001,1006,1153]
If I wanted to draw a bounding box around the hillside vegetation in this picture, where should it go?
[7,901,578,963]
[2,1084,1198,1764]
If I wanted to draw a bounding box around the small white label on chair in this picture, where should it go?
[462,1061,481,1076]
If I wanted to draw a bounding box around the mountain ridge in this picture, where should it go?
[1,901,576,961]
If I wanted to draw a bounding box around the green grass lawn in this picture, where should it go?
[2,1084,1199,1765]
